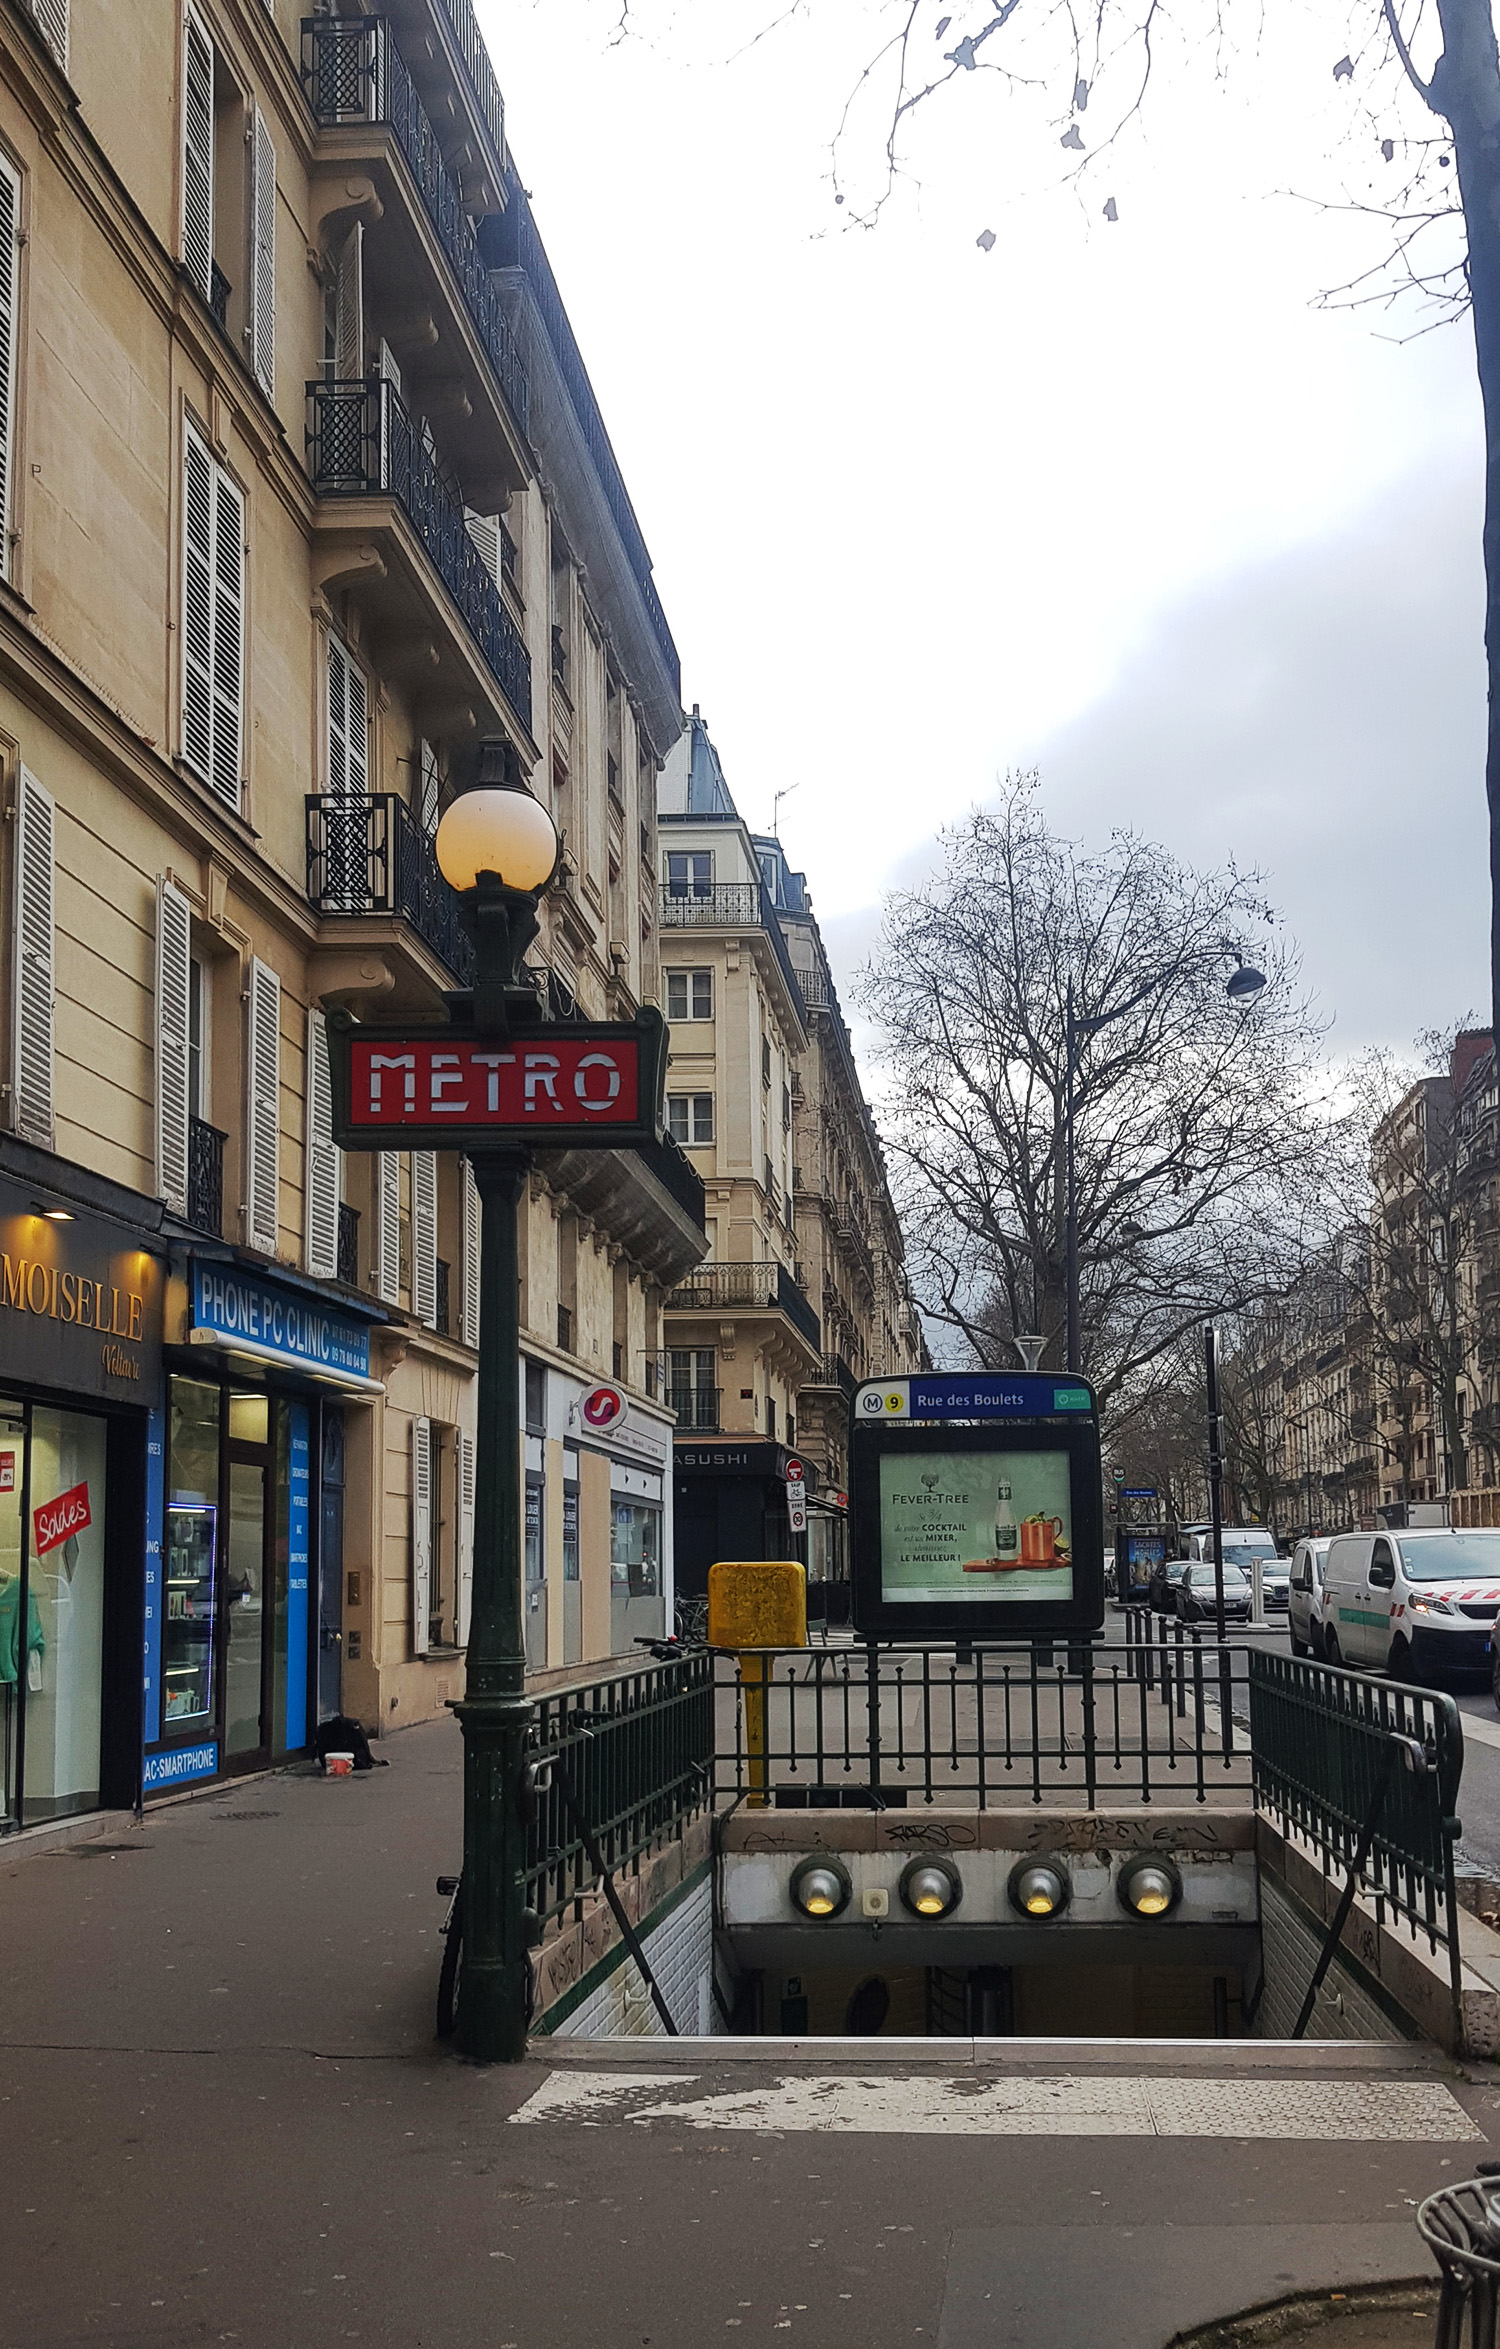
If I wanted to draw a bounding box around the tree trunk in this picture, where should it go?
[1433,0,1500,1037]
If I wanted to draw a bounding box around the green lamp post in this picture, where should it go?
[433,746,561,2062]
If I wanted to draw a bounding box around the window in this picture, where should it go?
[181,6,215,303]
[374,1152,400,1305]
[524,1359,546,1434]
[23,0,67,71]
[417,738,440,836]
[782,1082,792,1131]
[668,1094,714,1146]
[666,968,713,1022]
[666,851,711,899]
[182,420,245,811]
[248,107,275,399]
[766,1395,777,1440]
[556,1302,573,1353]
[612,1341,624,1380]
[187,957,207,1123]
[761,1037,772,1087]
[411,1149,437,1327]
[499,518,520,599]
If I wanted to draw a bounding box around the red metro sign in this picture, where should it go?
[327,1013,667,1154]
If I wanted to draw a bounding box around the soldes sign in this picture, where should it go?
[34,1479,91,1555]
[327,1011,667,1154]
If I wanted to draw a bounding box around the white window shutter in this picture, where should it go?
[460,1157,480,1348]
[182,7,214,301]
[410,1415,431,1658]
[305,1006,339,1280]
[181,425,244,813]
[417,737,439,836]
[464,509,500,584]
[374,1150,400,1304]
[155,877,192,1215]
[209,462,244,811]
[27,0,68,71]
[11,765,54,1148]
[0,154,22,585]
[249,106,275,402]
[326,634,367,796]
[412,1148,437,1329]
[182,423,214,784]
[245,956,280,1255]
[457,1428,475,1647]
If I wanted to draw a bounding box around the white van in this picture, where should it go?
[1287,1538,1331,1658]
[1320,1528,1500,1679]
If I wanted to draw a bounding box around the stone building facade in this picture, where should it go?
[0,0,699,1823]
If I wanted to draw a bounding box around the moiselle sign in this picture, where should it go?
[326,1011,667,1153]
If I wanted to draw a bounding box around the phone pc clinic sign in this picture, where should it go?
[326,1012,668,1154]
[849,1372,1104,1639]
[190,1263,371,1381]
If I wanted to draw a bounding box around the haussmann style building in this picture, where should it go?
[0,0,702,1826]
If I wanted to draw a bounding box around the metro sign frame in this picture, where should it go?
[326,1008,668,1153]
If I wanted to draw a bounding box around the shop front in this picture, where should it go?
[0,1169,165,1831]
[142,1259,385,1793]
[522,1357,675,1669]
[671,1439,815,1606]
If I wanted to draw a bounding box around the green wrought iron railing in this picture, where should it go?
[524,1651,715,1930]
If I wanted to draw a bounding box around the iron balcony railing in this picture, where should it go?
[299,16,529,436]
[669,1385,720,1432]
[187,1115,226,1238]
[306,375,531,731]
[337,1201,360,1288]
[524,1651,715,1931]
[809,1352,857,1402]
[658,883,807,1025]
[306,791,475,986]
[665,1259,820,1352]
[480,172,681,699]
[433,0,506,168]
[637,1131,707,1232]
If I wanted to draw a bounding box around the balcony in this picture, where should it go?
[338,1201,361,1288]
[481,172,679,702]
[307,792,475,988]
[307,375,531,739]
[665,1260,821,1354]
[659,883,806,1026]
[187,1116,225,1239]
[300,17,529,441]
[669,1386,721,1432]
[807,1352,857,1404]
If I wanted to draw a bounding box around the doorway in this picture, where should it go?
[224,1390,272,1768]
[318,1407,345,1722]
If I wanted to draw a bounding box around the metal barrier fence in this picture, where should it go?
[1248,1647,1464,2019]
[523,1651,715,1930]
[713,1637,1255,1809]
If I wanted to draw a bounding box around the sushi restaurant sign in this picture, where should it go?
[0,1175,164,1401]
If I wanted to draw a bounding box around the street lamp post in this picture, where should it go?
[433,749,561,2063]
[1063,960,1269,1375]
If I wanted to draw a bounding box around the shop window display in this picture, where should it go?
[24,1408,108,1821]
[610,1500,663,1653]
[165,1380,220,1728]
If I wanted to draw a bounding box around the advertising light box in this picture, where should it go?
[849,1376,1104,1639]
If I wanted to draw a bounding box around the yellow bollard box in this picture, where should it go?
[707,1559,808,1651]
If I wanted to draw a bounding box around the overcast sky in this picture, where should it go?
[482,0,1486,1059]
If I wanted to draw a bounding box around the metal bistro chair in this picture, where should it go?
[1419,2164,1500,2347]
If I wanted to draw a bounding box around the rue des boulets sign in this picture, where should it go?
[326,1010,667,1153]
[0,1176,164,1402]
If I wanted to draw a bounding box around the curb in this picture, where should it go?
[1170,2280,1438,2346]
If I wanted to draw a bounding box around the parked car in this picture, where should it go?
[1287,1538,1332,1658]
[1222,1542,1289,1613]
[1319,1528,1500,1682]
[1176,1562,1252,1624]
[1146,1556,1190,1613]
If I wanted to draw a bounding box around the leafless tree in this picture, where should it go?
[858,774,1329,1404]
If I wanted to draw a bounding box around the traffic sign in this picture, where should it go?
[784,1457,805,1485]
[326,1009,667,1153]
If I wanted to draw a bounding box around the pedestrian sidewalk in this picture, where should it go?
[0,1714,1492,2349]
